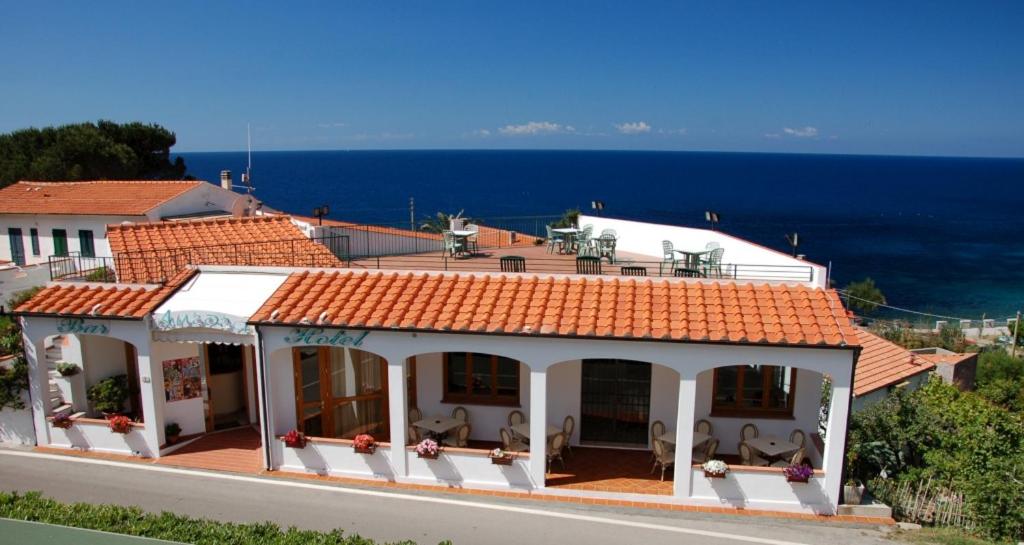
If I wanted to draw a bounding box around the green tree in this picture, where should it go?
[0,288,41,409]
[550,208,581,229]
[0,121,188,186]
[843,277,886,314]
[419,210,471,233]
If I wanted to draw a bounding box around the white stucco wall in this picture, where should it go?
[0,392,36,445]
[579,215,826,287]
[48,418,151,457]
[151,184,253,220]
[851,370,930,413]
[0,214,139,265]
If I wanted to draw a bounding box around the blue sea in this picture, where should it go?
[178,150,1024,322]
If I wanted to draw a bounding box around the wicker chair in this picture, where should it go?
[739,442,769,467]
[443,423,471,448]
[740,423,759,442]
[650,420,666,460]
[408,425,422,445]
[650,439,675,481]
[562,415,575,454]
[789,429,806,448]
[451,406,469,423]
[692,438,720,464]
[772,447,807,468]
[546,432,567,472]
[499,427,528,452]
[408,407,423,423]
[694,419,713,436]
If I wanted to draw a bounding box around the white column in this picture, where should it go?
[672,369,698,498]
[134,341,166,456]
[528,366,548,489]
[253,333,273,470]
[822,365,853,512]
[20,319,49,446]
[387,357,409,478]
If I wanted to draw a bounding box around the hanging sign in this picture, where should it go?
[153,311,252,335]
[284,328,369,347]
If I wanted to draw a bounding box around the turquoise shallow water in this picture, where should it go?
[178,150,1024,322]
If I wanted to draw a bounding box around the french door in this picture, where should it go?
[580,359,652,446]
[7,229,25,266]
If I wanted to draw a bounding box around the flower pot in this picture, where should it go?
[52,419,73,430]
[417,451,440,459]
[704,470,726,479]
[843,484,865,505]
[786,475,810,483]
[490,455,513,466]
[167,434,181,445]
[282,432,306,449]
[354,445,376,454]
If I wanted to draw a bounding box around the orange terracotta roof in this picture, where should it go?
[14,281,186,321]
[916,352,976,367]
[250,270,859,347]
[108,216,345,283]
[0,180,203,216]
[853,328,936,396]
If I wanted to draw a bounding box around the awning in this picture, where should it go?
[152,271,288,342]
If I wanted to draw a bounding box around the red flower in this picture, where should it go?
[353,434,375,449]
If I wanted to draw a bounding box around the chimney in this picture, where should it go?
[220,170,233,190]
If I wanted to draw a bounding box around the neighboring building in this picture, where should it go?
[0,180,258,267]
[851,327,977,412]
[13,214,859,515]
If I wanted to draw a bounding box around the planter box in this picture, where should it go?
[786,475,810,483]
[704,470,727,479]
[282,432,306,449]
[490,455,514,466]
[417,451,440,459]
[354,445,376,454]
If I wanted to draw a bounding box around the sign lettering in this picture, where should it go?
[153,311,253,335]
[284,328,369,347]
[56,318,109,335]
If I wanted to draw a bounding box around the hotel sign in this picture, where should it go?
[284,328,369,347]
[153,311,253,335]
[56,318,110,335]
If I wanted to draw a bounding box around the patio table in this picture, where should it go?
[450,230,477,255]
[673,249,710,270]
[414,416,464,436]
[511,422,561,439]
[745,435,799,458]
[658,431,709,448]
[552,227,582,254]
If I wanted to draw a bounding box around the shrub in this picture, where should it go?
[0,491,420,544]
[165,422,182,437]
[0,357,29,410]
[55,361,80,376]
[86,374,129,414]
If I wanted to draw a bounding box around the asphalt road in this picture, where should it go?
[0,450,896,545]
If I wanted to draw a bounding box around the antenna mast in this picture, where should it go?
[241,123,256,193]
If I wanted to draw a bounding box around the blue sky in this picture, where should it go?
[1,1,1022,156]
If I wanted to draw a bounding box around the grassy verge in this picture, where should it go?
[890,527,1003,545]
[0,491,447,545]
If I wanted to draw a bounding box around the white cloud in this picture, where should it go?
[471,129,491,137]
[657,127,687,135]
[497,121,573,136]
[614,121,652,134]
[316,122,347,129]
[782,126,818,138]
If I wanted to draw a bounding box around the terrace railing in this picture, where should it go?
[346,254,816,283]
[47,252,117,282]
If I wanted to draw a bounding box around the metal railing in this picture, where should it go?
[48,234,351,283]
[346,253,816,283]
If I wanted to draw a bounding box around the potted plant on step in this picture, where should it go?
[783,463,814,483]
[108,415,133,434]
[87,374,129,417]
[165,422,182,445]
[55,361,80,376]
[843,479,865,505]
[50,412,73,429]
[702,460,729,479]
[489,448,514,465]
[415,438,441,459]
[282,429,306,449]
[353,434,376,454]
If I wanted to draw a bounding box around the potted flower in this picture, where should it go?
[282,429,306,449]
[702,460,729,479]
[783,463,814,483]
[843,479,865,505]
[165,422,182,445]
[55,361,80,376]
[51,412,73,429]
[415,438,441,459]
[87,374,130,417]
[353,434,376,454]
[489,448,513,465]
[108,415,133,434]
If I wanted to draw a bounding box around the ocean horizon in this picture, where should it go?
[178,149,1024,322]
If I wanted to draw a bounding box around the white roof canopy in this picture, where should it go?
[152,271,288,343]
